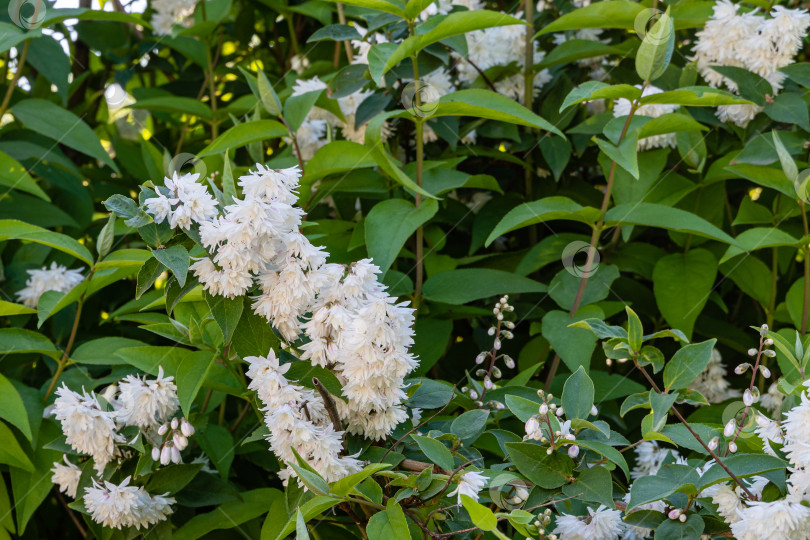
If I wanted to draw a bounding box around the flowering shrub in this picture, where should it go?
[3,0,810,538]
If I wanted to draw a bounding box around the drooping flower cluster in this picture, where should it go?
[614,85,680,151]
[704,378,810,539]
[51,368,186,529]
[692,0,810,126]
[150,0,198,36]
[523,388,590,460]
[553,505,623,540]
[84,477,175,530]
[178,164,419,451]
[16,262,84,308]
[301,259,418,440]
[245,351,361,483]
[145,171,219,230]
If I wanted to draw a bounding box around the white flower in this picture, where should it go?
[755,413,784,456]
[144,172,218,230]
[761,382,785,416]
[16,262,84,308]
[54,385,121,474]
[51,455,82,498]
[84,476,174,529]
[613,85,679,150]
[730,497,810,540]
[553,505,623,540]
[449,470,487,504]
[150,0,197,36]
[783,391,810,468]
[115,367,179,429]
[631,441,680,479]
[411,408,423,426]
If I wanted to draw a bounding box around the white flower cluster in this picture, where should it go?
[613,85,679,151]
[692,0,810,126]
[706,381,810,539]
[449,469,487,504]
[84,476,175,530]
[150,0,198,36]
[16,262,84,308]
[245,351,361,483]
[553,505,623,540]
[51,369,182,529]
[145,172,219,230]
[170,164,417,478]
[301,259,418,440]
[688,348,741,404]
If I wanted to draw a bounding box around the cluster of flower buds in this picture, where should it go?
[667,507,688,523]
[709,419,739,454]
[531,508,555,539]
[151,417,194,466]
[462,296,517,406]
[524,389,587,459]
[734,324,776,410]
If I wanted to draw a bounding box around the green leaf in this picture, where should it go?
[0,300,35,316]
[653,250,718,339]
[562,466,614,508]
[662,339,717,391]
[772,130,799,186]
[505,394,542,423]
[561,366,594,420]
[638,86,751,107]
[422,269,546,304]
[710,66,769,106]
[330,463,391,497]
[451,409,489,442]
[145,463,203,495]
[197,120,288,157]
[319,0,406,19]
[537,1,645,35]
[595,133,640,179]
[485,197,600,246]
[635,8,674,81]
[649,390,677,432]
[285,361,346,402]
[0,374,33,442]
[720,227,799,263]
[295,509,310,540]
[257,70,283,117]
[176,351,216,416]
[380,12,526,80]
[151,245,190,287]
[411,434,454,472]
[97,213,116,259]
[174,488,281,540]
[575,439,630,479]
[0,328,58,359]
[561,82,641,111]
[505,443,573,489]
[302,141,377,184]
[0,219,93,264]
[11,99,118,172]
[655,514,704,540]
[197,424,235,480]
[436,90,564,137]
[365,198,438,274]
[264,496,342,540]
[542,306,604,373]
[697,454,787,491]
[366,499,410,540]
[461,495,499,533]
[605,203,737,245]
[204,290,244,343]
[232,302,280,358]
[0,423,33,472]
[0,151,49,201]
[307,24,362,42]
[128,97,212,119]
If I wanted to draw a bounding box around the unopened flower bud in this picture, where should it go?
[724,419,736,437]
[668,509,681,520]
[173,433,187,450]
[152,446,161,461]
[556,407,564,417]
[764,338,774,346]
[708,437,719,451]
[504,356,515,369]
[568,445,579,458]
[171,445,181,464]
[743,389,755,406]
[763,349,776,358]
[760,366,771,378]
[729,441,738,453]
[505,321,515,329]
[484,378,494,390]
[475,352,487,364]
[496,313,503,321]
[476,368,486,377]
[516,487,529,500]
[170,418,179,430]
[470,390,478,400]
[590,405,598,416]
[492,367,502,379]
[539,403,549,415]
[735,363,750,375]
[679,514,687,523]
[181,419,195,437]
[493,338,502,350]
[760,324,769,336]
[501,330,514,340]
[160,445,171,465]
[748,348,758,357]
[158,424,169,436]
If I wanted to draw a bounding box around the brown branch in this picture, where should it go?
[313,377,343,434]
